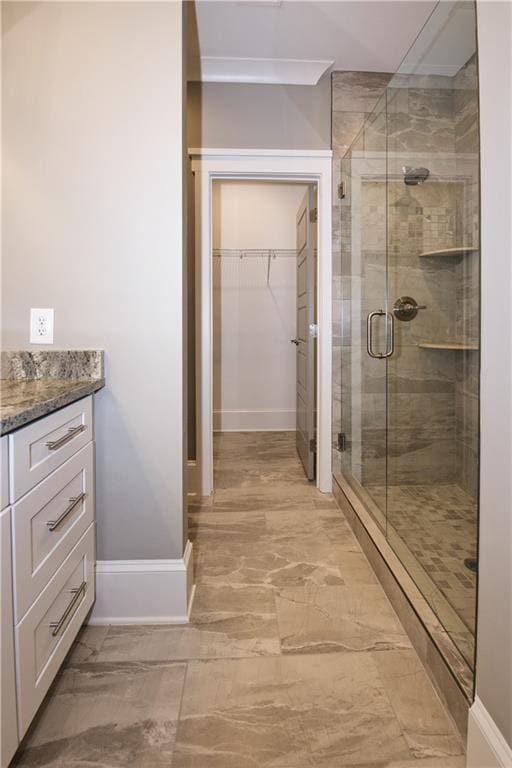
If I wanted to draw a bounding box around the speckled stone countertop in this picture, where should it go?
[0,350,105,435]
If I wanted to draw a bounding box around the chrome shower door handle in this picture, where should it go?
[384,311,394,358]
[367,310,394,359]
[367,310,385,358]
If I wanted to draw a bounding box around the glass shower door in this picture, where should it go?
[337,96,390,530]
[334,0,480,675]
[385,3,479,666]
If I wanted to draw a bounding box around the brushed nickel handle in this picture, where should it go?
[49,581,87,636]
[46,424,86,451]
[367,310,394,359]
[46,492,86,532]
[384,311,395,358]
[367,310,384,358]
[290,338,300,346]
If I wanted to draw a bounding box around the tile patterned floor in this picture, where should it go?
[367,484,477,633]
[13,432,465,768]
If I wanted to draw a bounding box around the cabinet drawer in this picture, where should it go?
[15,524,95,738]
[12,443,95,622]
[9,396,93,502]
[1,436,8,511]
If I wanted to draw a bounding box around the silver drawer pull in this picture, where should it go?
[49,581,87,637]
[46,424,86,451]
[46,492,86,532]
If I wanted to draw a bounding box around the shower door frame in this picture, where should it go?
[190,148,333,497]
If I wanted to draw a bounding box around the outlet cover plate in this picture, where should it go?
[30,308,54,344]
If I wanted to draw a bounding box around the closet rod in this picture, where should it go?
[212,248,297,258]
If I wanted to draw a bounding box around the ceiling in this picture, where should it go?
[188,0,439,85]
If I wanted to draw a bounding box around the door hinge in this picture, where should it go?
[337,432,346,452]
[309,323,319,338]
[309,207,318,223]
[338,182,346,200]
[309,437,317,453]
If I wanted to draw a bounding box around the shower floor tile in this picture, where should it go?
[367,483,477,644]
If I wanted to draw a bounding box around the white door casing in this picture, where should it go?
[190,148,333,496]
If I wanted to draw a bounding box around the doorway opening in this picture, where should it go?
[189,149,333,499]
[212,180,318,485]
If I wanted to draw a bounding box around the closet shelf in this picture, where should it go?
[419,246,478,259]
[418,342,479,351]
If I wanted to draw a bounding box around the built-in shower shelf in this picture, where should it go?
[420,246,478,258]
[418,342,479,351]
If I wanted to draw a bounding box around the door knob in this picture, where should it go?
[290,338,299,346]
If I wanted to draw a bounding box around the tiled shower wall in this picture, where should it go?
[332,62,480,497]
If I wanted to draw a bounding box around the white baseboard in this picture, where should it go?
[88,540,195,625]
[213,409,296,431]
[467,696,512,768]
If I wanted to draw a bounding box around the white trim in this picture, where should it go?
[190,148,333,497]
[213,409,296,432]
[88,541,195,625]
[190,56,334,86]
[189,148,333,159]
[467,696,512,768]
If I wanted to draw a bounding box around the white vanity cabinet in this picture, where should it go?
[0,396,96,766]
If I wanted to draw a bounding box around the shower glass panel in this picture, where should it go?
[338,98,389,530]
[336,0,479,670]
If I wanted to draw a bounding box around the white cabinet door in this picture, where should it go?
[1,508,19,768]
[1,437,8,511]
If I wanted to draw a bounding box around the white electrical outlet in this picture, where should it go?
[30,308,54,344]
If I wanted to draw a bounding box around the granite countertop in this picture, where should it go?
[0,350,105,436]
[0,378,105,436]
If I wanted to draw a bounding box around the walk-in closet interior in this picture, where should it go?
[212,181,306,435]
[332,0,480,690]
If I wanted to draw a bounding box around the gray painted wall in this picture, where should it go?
[475,0,512,748]
[2,1,187,561]
[187,76,331,150]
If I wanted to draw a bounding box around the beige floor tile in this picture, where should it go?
[15,432,466,767]
[212,482,318,509]
[372,650,464,759]
[189,510,267,543]
[66,624,109,663]
[198,538,346,588]
[97,584,280,661]
[214,465,310,491]
[352,760,466,768]
[12,661,186,767]
[265,508,363,552]
[173,654,412,767]
[275,585,412,654]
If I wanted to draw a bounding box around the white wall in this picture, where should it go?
[2,1,187,561]
[188,76,331,150]
[467,2,512,765]
[212,182,307,431]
